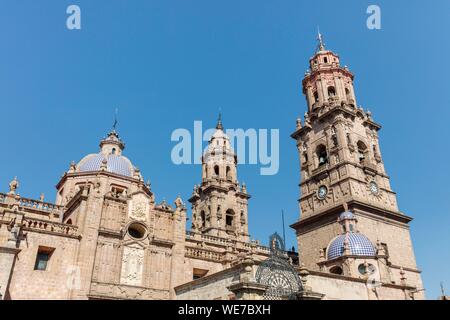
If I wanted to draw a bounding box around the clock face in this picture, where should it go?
[317,186,328,200]
[369,181,379,195]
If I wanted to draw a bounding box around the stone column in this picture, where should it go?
[316,80,325,105]
[210,195,218,230]
[306,86,314,111]
[0,245,20,300]
[0,221,22,300]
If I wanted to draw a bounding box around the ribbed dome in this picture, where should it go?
[327,233,376,260]
[77,153,134,177]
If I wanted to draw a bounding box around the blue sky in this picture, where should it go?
[0,0,449,299]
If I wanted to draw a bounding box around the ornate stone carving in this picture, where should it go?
[128,193,148,222]
[120,245,145,286]
[8,177,19,195]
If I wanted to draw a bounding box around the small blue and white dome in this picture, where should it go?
[327,233,376,260]
[339,211,355,221]
[75,129,136,178]
[78,153,134,177]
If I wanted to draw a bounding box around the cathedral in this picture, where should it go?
[0,36,424,300]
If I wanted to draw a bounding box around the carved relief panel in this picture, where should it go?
[128,193,149,222]
[120,245,145,286]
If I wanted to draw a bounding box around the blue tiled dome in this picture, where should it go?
[78,153,134,177]
[327,233,376,260]
[339,211,355,220]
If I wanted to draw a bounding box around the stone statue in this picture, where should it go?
[8,177,19,194]
[174,195,184,209]
[69,160,77,172]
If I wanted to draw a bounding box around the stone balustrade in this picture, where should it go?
[185,231,271,256]
[19,197,64,213]
[0,192,64,215]
[22,217,79,238]
[185,247,223,262]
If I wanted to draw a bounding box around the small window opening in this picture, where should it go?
[225,209,234,227]
[314,91,319,102]
[330,266,343,275]
[328,86,336,97]
[357,141,368,165]
[127,223,147,240]
[200,211,206,228]
[34,246,55,271]
[193,268,209,280]
[317,145,328,167]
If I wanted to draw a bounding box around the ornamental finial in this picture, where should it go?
[317,27,325,52]
[112,107,118,131]
[8,177,19,194]
[216,111,223,130]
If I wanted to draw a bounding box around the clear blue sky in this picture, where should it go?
[0,0,449,299]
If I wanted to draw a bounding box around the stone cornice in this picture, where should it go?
[174,263,242,293]
[290,199,412,232]
[299,162,391,186]
[302,67,354,87]
[307,270,417,291]
[150,236,174,248]
[98,228,122,239]
[56,172,152,197]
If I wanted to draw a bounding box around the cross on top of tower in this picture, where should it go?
[216,112,223,130]
[112,107,119,131]
[317,28,326,52]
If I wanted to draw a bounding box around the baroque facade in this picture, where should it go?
[0,36,424,300]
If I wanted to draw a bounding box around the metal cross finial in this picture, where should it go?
[216,109,223,130]
[112,107,118,131]
[317,27,325,51]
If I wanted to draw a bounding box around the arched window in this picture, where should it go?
[324,57,328,63]
[314,91,319,103]
[316,145,328,167]
[226,166,231,180]
[214,165,219,176]
[200,211,206,228]
[225,209,234,227]
[357,141,368,165]
[330,266,343,275]
[345,87,351,98]
[328,86,336,97]
[112,148,116,155]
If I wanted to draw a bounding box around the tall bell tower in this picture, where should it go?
[290,34,424,292]
[189,115,250,242]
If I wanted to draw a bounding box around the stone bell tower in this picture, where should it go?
[290,34,424,293]
[189,115,250,242]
